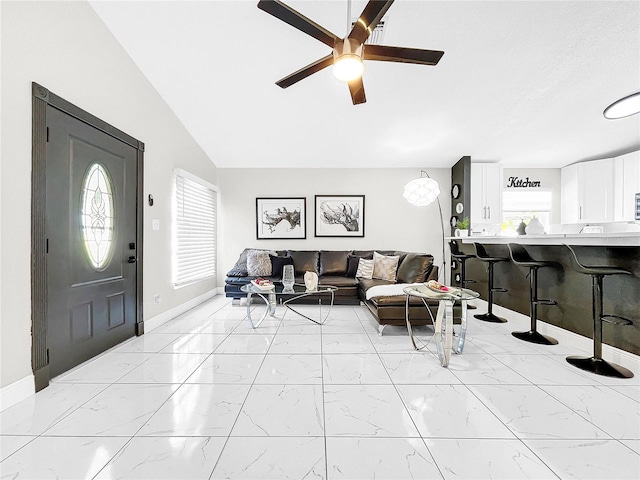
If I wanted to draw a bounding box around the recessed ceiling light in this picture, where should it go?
[603,92,640,119]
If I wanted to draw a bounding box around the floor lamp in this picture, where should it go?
[403,171,446,283]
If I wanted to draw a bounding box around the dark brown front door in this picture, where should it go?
[45,105,138,378]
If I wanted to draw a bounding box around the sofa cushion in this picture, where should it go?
[270,255,293,278]
[232,248,269,270]
[319,250,350,276]
[247,250,272,276]
[357,278,394,291]
[346,254,372,277]
[226,267,248,277]
[318,275,359,287]
[396,253,434,283]
[355,258,374,279]
[372,252,400,282]
[287,250,319,276]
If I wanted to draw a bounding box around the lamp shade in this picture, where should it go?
[403,177,441,206]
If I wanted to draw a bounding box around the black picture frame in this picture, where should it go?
[314,195,365,237]
[256,197,306,240]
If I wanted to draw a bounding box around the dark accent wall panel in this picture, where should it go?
[449,156,471,287]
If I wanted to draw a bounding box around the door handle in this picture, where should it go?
[128,256,137,263]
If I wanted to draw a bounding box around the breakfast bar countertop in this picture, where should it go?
[447,232,640,247]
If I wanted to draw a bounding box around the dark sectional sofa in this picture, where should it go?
[224,249,443,331]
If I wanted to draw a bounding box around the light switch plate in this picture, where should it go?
[152,219,160,231]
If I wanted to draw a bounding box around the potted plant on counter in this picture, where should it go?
[455,217,470,237]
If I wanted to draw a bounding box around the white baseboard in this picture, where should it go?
[145,289,219,332]
[0,375,35,412]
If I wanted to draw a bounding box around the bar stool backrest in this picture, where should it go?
[473,242,490,259]
[507,243,534,265]
[449,240,472,259]
[564,244,631,277]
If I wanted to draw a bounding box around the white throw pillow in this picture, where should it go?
[372,251,400,282]
[247,250,272,276]
[355,258,374,279]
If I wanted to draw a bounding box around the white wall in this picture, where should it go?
[0,1,217,389]
[218,168,450,283]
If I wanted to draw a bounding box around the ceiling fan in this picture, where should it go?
[257,0,444,105]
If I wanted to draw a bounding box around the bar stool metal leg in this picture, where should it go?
[512,266,558,345]
[474,261,507,323]
[566,274,634,378]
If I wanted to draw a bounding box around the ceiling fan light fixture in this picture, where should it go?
[333,54,364,82]
[333,38,364,82]
[603,92,640,119]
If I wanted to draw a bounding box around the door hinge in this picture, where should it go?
[46,238,49,253]
[46,127,50,142]
[46,349,50,363]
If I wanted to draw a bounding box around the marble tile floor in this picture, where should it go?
[1,296,639,479]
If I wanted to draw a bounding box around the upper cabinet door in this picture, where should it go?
[581,158,614,223]
[614,151,640,222]
[470,163,502,226]
[484,164,502,223]
[561,163,580,224]
[561,158,615,224]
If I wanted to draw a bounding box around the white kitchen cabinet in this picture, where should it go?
[470,163,502,225]
[614,151,640,221]
[561,163,580,224]
[561,158,614,223]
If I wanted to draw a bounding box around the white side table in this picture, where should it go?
[403,285,480,367]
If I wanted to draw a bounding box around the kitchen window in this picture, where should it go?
[501,190,552,235]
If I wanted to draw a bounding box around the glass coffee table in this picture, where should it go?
[403,284,480,367]
[240,283,338,328]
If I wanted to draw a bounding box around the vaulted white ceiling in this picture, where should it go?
[89,0,640,169]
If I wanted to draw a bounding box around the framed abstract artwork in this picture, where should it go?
[256,197,306,239]
[314,195,365,237]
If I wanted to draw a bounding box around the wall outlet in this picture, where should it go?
[153,294,161,304]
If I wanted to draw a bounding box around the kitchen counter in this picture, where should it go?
[447,233,640,247]
[448,236,640,356]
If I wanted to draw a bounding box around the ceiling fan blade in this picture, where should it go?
[258,0,339,48]
[276,54,334,89]
[364,45,444,65]
[348,78,367,105]
[349,0,394,44]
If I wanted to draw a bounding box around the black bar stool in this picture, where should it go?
[449,240,477,290]
[565,244,634,378]
[507,244,559,345]
[473,243,509,323]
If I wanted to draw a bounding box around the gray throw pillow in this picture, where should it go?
[247,250,272,276]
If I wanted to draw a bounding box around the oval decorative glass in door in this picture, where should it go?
[80,163,115,270]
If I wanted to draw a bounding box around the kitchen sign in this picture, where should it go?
[506,176,542,188]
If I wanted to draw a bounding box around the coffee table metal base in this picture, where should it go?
[245,289,335,328]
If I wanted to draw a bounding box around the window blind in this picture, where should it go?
[173,170,217,287]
